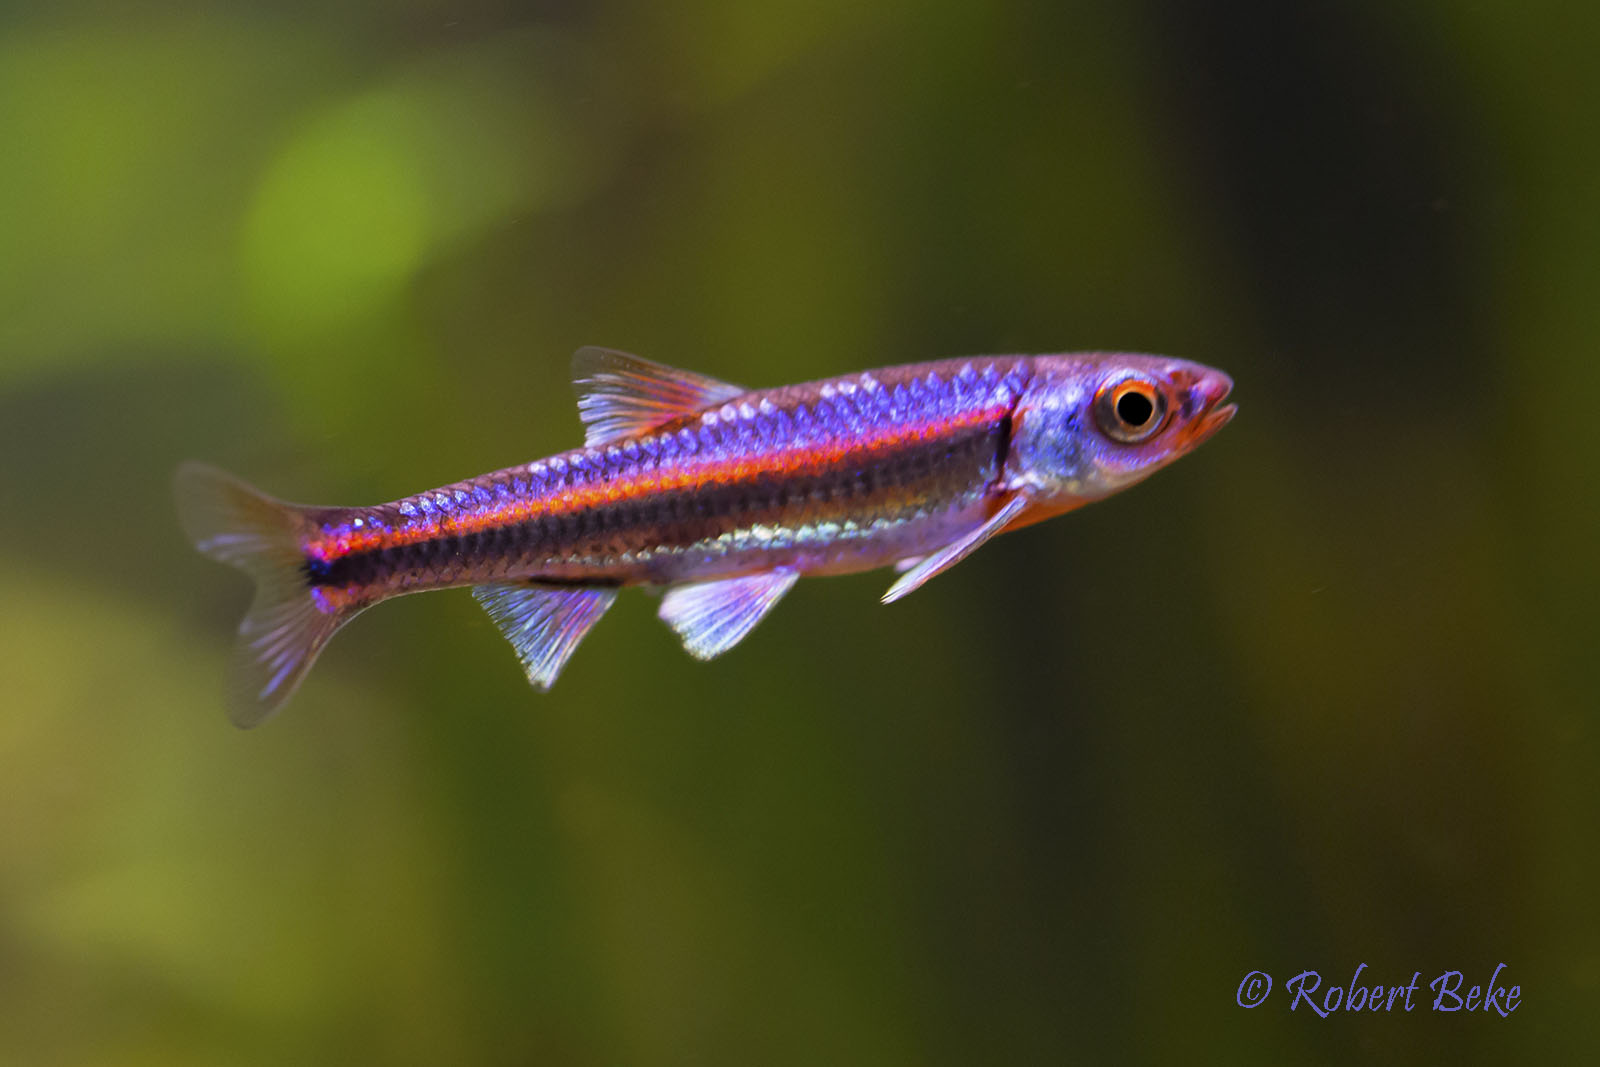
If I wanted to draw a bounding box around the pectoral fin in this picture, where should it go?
[881,493,1031,604]
[473,582,618,689]
[660,569,799,660]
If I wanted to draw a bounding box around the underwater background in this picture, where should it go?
[2,1,1596,1063]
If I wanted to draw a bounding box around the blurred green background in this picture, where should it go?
[3,1,1596,1063]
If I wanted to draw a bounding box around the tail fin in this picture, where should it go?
[174,462,354,727]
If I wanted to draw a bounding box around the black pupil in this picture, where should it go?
[1116,389,1154,427]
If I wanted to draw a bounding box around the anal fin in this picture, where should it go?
[881,493,1030,604]
[660,569,799,660]
[473,582,618,689]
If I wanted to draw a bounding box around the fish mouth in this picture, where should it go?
[1202,401,1238,434]
[1184,372,1236,446]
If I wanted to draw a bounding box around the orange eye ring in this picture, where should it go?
[1093,376,1169,443]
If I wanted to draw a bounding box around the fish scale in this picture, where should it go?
[304,363,1017,604]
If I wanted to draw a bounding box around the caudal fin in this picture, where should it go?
[174,462,353,727]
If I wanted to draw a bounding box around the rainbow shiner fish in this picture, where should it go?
[177,347,1234,726]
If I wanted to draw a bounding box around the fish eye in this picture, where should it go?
[1094,376,1169,443]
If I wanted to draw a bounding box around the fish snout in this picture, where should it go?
[1178,368,1236,445]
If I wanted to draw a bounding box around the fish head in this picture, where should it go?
[1008,353,1235,504]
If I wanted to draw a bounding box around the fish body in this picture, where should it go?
[177,347,1234,726]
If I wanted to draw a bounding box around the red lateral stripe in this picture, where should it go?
[306,404,1007,562]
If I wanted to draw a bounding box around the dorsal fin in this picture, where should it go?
[572,346,746,447]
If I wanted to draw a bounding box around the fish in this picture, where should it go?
[176,347,1235,726]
